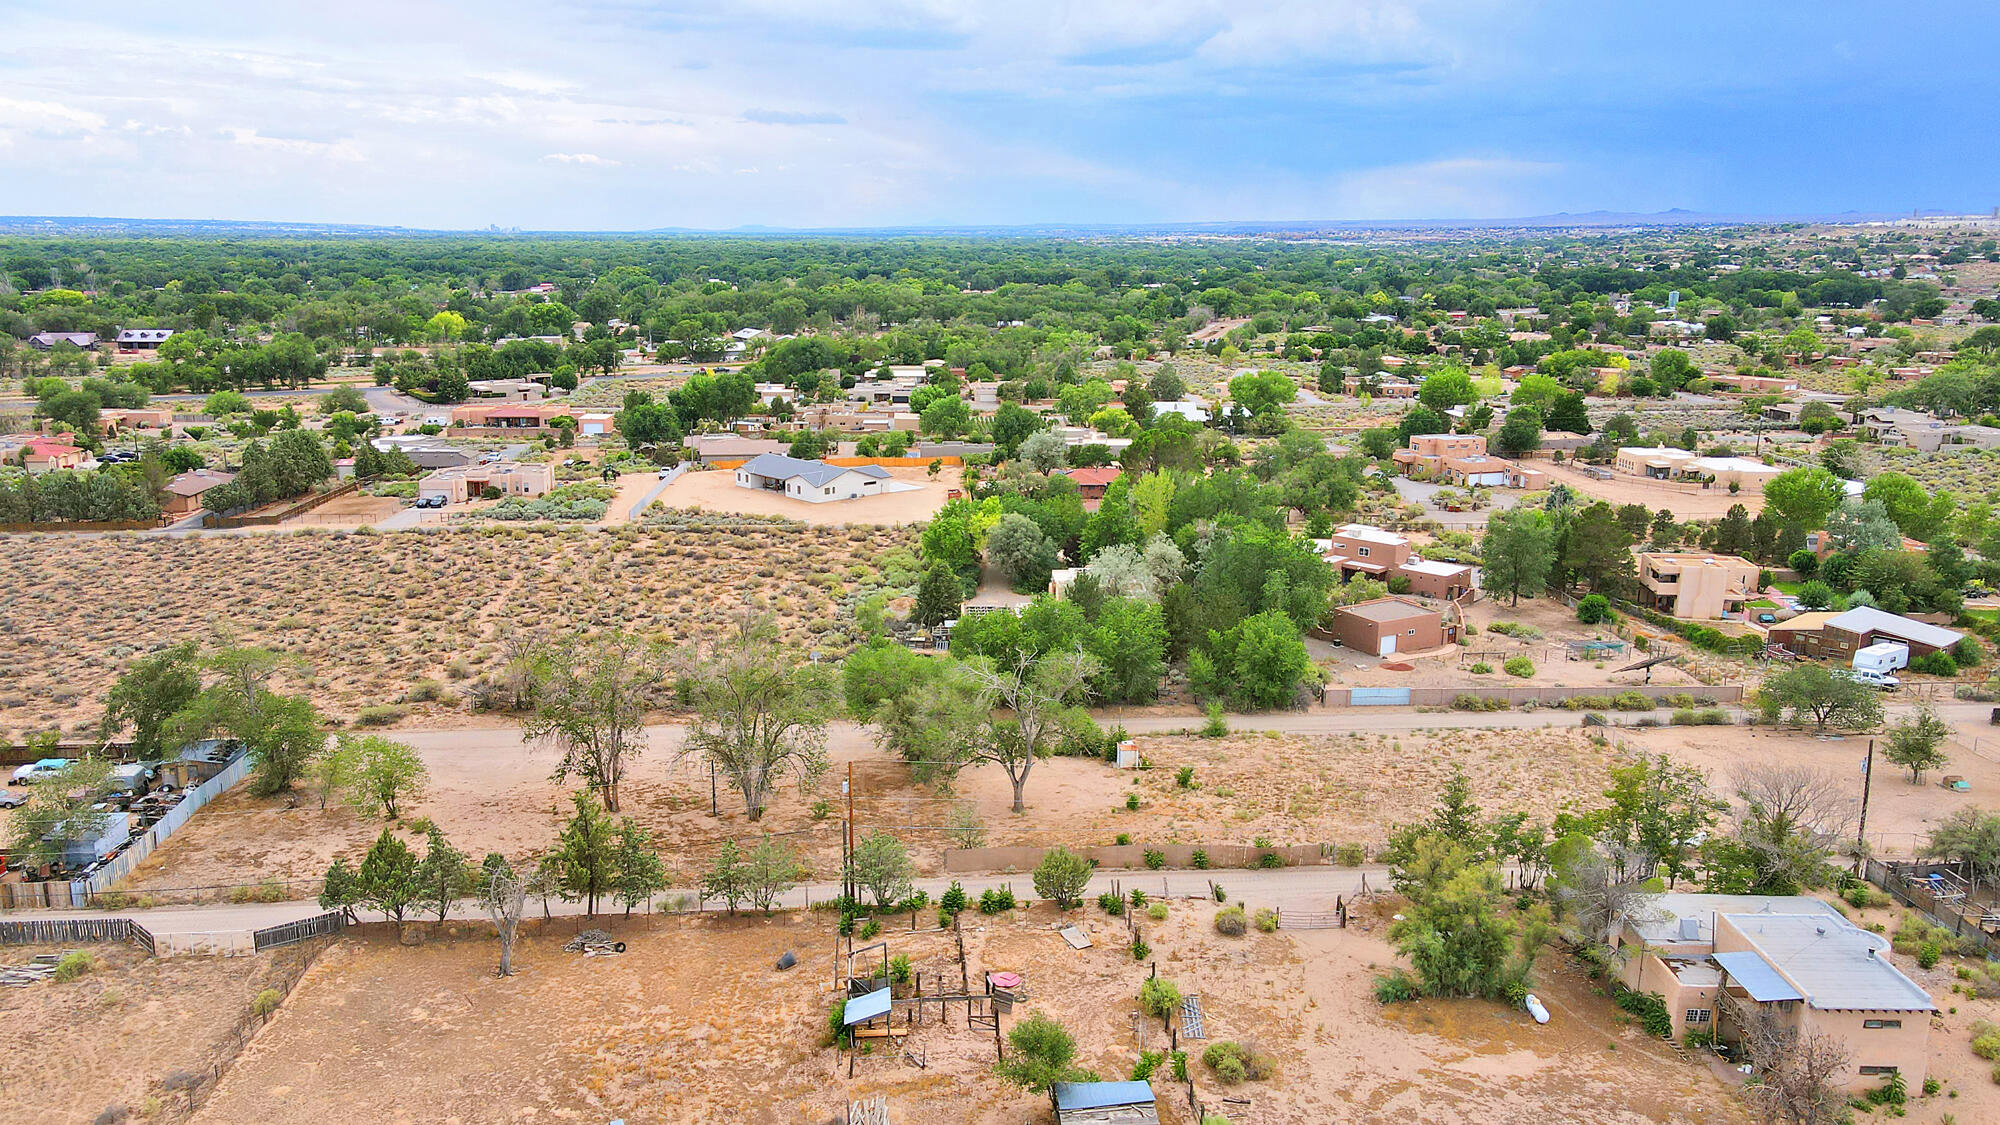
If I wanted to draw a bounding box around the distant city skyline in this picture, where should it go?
[3,1,1996,231]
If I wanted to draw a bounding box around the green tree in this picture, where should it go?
[920,394,972,439]
[1758,663,1883,731]
[1480,508,1554,605]
[968,650,1100,813]
[414,824,475,923]
[611,819,668,916]
[1862,472,1953,541]
[680,613,837,821]
[521,630,666,813]
[356,828,420,923]
[1560,503,1635,595]
[1033,845,1094,910]
[343,734,428,819]
[702,839,749,913]
[1763,467,1844,530]
[1418,368,1479,411]
[1923,808,2000,888]
[1492,406,1544,455]
[849,830,915,908]
[913,562,965,628]
[1884,703,1951,783]
[550,790,619,916]
[986,512,1057,594]
[1546,392,1591,435]
[1388,836,1549,999]
[101,641,202,760]
[1190,609,1311,710]
[5,756,113,867]
[744,835,806,913]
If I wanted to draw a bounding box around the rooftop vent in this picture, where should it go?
[1679,918,1702,941]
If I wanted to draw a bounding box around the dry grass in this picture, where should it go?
[0,522,919,739]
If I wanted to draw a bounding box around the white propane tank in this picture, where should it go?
[1524,994,1550,1024]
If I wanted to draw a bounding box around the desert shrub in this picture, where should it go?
[1097,891,1126,916]
[1919,941,1942,969]
[1176,766,1196,789]
[1253,908,1279,933]
[979,886,1016,914]
[1200,703,1229,738]
[53,951,95,982]
[1214,906,1247,936]
[940,881,967,915]
[355,704,407,726]
[251,988,282,1018]
[1190,849,1210,869]
[1335,842,1366,866]
[1911,651,1959,677]
[1951,636,1985,668]
[1131,937,1149,961]
[1893,912,1965,957]
[1503,656,1535,678]
[1612,985,1673,1039]
[1201,1041,1277,1083]
[1698,709,1730,724]
[1842,884,1888,909]
[1468,661,1493,674]
[1972,1020,2000,1061]
[1131,1050,1165,1081]
[1125,792,1141,812]
[1670,708,1699,725]
[1373,971,1421,1003]
[1148,902,1169,921]
[1576,594,1614,624]
[1139,977,1183,1020]
[1612,691,1652,711]
[1144,849,1166,870]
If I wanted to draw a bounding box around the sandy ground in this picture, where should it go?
[0,941,308,1125]
[1530,462,1765,519]
[190,901,1751,1125]
[120,724,1618,895]
[0,522,915,737]
[273,492,407,529]
[655,465,962,525]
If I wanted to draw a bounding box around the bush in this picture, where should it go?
[1468,661,1493,675]
[1147,902,1169,921]
[1125,792,1140,812]
[1201,1041,1276,1083]
[1190,849,1210,869]
[251,988,283,1018]
[1214,906,1248,936]
[978,886,1016,914]
[1176,766,1196,789]
[354,704,407,726]
[1670,708,1699,726]
[1373,971,1421,1004]
[1131,937,1149,961]
[1577,594,1614,624]
[53,951,95,982]
[1972,1020,2000,1061]
[1613,985,1673,1039]
[1200,703,1229,738]
[941,881,967,915]
[1097,891,1126,915]
[1131,1050,1165,1081]
[1335,842,1366,866]
[1503,656,1535,678]
[1951,636,1985,668]
[1612,691,1652,711]
[1253,908,1279,933]
[1143,849,1166,870]
[1918,941,1942,970]
[1911,651,1959,677]
[1139,976,1183,1021]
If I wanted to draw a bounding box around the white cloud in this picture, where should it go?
[544,152,620,166]
[0,96,108,133]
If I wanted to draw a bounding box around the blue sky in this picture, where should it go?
[2,1,1996,229]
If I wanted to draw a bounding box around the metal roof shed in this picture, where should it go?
[1713,951,1805,1003]
[1052,1081,1160,1125]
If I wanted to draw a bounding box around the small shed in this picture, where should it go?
[1052,1081,1160,1125]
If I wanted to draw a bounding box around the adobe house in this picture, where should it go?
[1636,552,1760,620]
[1328,597,1455,657]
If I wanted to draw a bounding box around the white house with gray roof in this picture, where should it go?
[733,452,893,503]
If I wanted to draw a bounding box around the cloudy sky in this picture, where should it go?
[3,1,1996,230]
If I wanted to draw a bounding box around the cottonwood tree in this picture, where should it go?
[678,614,836,821]
[966,650,1100,813]
[1884,703,1951,783]
[521,630,666,813]
[1708,763,1853,894]
[162,645,322,796]
[1923,808,2000,889]
[993,1012,1088,1093]
[1480,508,1554,605]
[480,855,527,977]
[873,660,993,785]
[306,738,359,811]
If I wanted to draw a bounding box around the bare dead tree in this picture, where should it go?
[482,870,527,977]
[1731,762,1856,889]
[1723,992,1852,1125]
[1554,843,1663,944]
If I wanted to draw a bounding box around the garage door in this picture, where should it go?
[1378,634,1397,656]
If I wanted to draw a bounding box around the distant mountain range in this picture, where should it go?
[0,209,1940,239]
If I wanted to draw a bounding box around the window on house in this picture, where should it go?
[1357,546,1370,557]
[1685,1009,1711,1025]
[1858,1065,1899,1076]
[1862,1020,1902,1030]
[1407,629,1416,635]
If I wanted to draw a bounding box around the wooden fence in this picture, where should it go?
[1865,858,2000,958]
[1323,683,1743,708]
[210,480,360,528]
[253,911,346,952]
[0,518,161,533]
[0,917,153,949]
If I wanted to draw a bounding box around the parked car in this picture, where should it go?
[1846,668,1900,690]
[10,758,69,785]
[657,467,677,479]
[417,495,447,509]
[0,789,27,808]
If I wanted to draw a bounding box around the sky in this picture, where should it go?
[2,1,1997,230]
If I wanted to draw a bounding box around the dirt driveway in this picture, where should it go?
[1534,461,1765,518]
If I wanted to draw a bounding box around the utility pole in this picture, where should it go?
[843,763,855,905]
[1856,738,1875,873]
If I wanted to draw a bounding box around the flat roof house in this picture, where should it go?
[1392,433,1487,478]
[417,461,555,505]
[734,453,891,503]
[1637,552,1760,620]
[1397,558,1477,601]
[1328,597,1456,657]
[1611,893,1934,1090]
[1769,606,1964,661]
[1321,523,1411,577]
